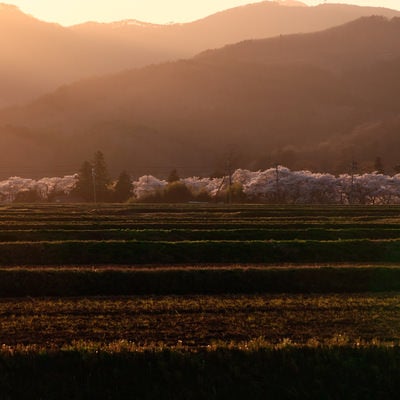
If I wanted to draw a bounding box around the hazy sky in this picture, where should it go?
[4,0,400,25]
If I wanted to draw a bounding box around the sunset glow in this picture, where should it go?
[2,0,400,395]
[3,0,400,25]
[1,0,400,175]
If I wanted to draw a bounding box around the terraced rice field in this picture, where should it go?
[1,203,400,398]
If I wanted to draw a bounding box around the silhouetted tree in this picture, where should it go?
[167,169,180,183]
[92,151,110,202]
[73,151,111,202]
[74,160,93,201]
[13,189,40,203]
[195,190,212,202]
[163,181,193,203]
[113,171,132,202]
[215,182,245,204]
[374,156,384,174]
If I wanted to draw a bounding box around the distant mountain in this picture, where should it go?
[197,15,400,71]
[0,4,171,108]
[1,16,400,178]
[72,1,400,55]
[1,1,400,108]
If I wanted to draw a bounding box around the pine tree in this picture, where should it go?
[74,151,111,202]
[74,160,93,201]
[167,169,180,183]
[114,171,132,202]
[163,181,193,203]
[374,156,384,174]
[92,151,110,202]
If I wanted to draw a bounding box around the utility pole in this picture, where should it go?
[275,164,280,203]
[92,167,97,206]
[349,159,357,205]
[226,153,232,204]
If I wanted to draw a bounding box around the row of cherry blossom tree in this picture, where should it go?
[2,166,400,204]
[134,167,400,204]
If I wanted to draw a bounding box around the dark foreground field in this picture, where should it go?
[2,293,400,346]
[1,346,400,399]
[2,204,400,399]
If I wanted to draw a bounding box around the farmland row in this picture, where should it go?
[2,203,400,219]
[0,238,400,265]
[1,293,399,346]
[0,266,399,297]
[2,227,400,241]
[2,221,400,230]
[1,346,399,399]
[1,204,400,398]
[1,203,400,268]
[0,289,399,398]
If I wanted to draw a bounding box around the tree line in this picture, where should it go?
[73,151,224,203]
[74,151,132,202]
[5,151,400,204]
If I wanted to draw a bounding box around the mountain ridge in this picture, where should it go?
[1,1,400,108]
[1,16,400,177]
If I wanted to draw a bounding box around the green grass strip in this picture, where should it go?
[0,346,399,399]
[0,266,399,296]
[2,227,400,241]
[0,239,399,265]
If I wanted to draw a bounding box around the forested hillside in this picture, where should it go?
[1,16,400,177]
[1,1,399,107]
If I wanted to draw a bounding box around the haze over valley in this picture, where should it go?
[1,1,400,177]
